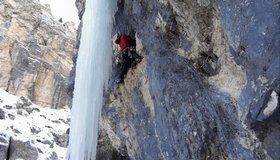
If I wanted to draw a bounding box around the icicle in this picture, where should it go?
[67,0,116,159]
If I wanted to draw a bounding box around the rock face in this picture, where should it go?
[9,138,39,160]
[73,0,279,159]
[75,0,86,20]
[0,0,77,109]
[102,0,279,160]
[0,133,10,160]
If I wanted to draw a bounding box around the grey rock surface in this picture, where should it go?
[0,133,10,160]
[0,108,5,119]
[71,0,280,159]
[95,128,130,160]
[8,138,39,160]
[52,132,69,148]
[101,0,280,159]
[50,151,58,160]
[75,0,86,20]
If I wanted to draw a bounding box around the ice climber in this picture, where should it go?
[113,33,142,84]
[114,33,135,50]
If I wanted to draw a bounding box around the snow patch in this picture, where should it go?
[263,91,278,116]
[0,89,70,160]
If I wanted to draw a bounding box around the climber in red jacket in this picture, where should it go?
[114,33,137,65]
[114,34,135,50]
[113,33,143,84]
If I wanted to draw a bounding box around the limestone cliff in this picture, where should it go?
[0,0,77,109]
[74,0,280,159]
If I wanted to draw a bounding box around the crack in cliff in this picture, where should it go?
[31,18,42,35]
[6,136,11,160]
[5,46,14,92]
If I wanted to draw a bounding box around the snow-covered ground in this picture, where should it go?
[0,89,70,160]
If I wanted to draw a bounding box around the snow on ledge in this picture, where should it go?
[0,89,70,160]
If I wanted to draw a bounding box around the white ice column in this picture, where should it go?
[67,0,117,159]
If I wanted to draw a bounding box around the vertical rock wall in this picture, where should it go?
[74,0,279,159]
[101,0,279,159]
[0,0,77,108]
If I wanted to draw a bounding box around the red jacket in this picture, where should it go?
[114,34,133,49]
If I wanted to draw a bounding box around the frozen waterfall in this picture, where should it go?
[67,0,116,159]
